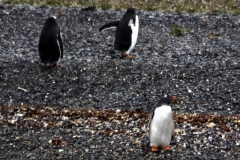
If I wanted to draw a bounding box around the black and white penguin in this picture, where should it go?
[99,8,139,58]
[149,96,177,151]
[38,10,64,66]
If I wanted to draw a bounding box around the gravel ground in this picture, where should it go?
[0,5,239,159]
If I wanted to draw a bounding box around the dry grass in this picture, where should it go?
[1,104,240,133]
[1,0,240,14]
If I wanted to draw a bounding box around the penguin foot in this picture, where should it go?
[49,63,60,67]
[162,145,172,151]
[54,63,60,67]
[122,53,134,59]
[171,97,177,101]
[151,146,159,152]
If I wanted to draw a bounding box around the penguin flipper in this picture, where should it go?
[99,21,119,32]
[148,112,154,128]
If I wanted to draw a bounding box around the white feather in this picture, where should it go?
[126,15,139,54]
[100,26,117,32]
[128,19,133,26]
[149,105,174,148]
[56,33,62,62]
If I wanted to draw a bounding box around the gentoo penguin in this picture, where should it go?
[149,96,177,152]
[38,10,64,66]
[99,8,139,58]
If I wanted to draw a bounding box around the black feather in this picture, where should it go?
[114,8,136,52]
[38,17,63,65]
[99,21,119,32]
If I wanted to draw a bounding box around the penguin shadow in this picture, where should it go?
[141,141,176,155]
[144,131,177,153]
[38,62,61,72]
[108,49,122,59]
[170,136,177,146]
[108,49,136,59]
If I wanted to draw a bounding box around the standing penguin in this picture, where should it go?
[99,8,139,58]
[149,96,177,151]
[38,10,64,66]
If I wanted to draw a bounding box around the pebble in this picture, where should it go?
[0,5,239,159]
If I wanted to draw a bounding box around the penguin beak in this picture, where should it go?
[58,10,64,16]
[171,97,177,101]
[56,10,64,19]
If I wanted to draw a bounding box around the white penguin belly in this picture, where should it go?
[126,15,139,54]
[150,105,174,148]
[57,39,61,62]
[56,33,62,62]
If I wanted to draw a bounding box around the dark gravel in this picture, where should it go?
[0,5,239,159]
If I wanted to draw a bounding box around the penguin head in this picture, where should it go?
[126,8,136,14]
[159,96,177,106]
[55,10,64,19]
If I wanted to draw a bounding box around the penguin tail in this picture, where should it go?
[99,21,119,32]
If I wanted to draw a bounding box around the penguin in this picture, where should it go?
[38,10,64,66]
[149,96,177,152]
[99,8,139,59]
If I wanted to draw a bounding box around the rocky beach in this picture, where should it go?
[0,5,239,159]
